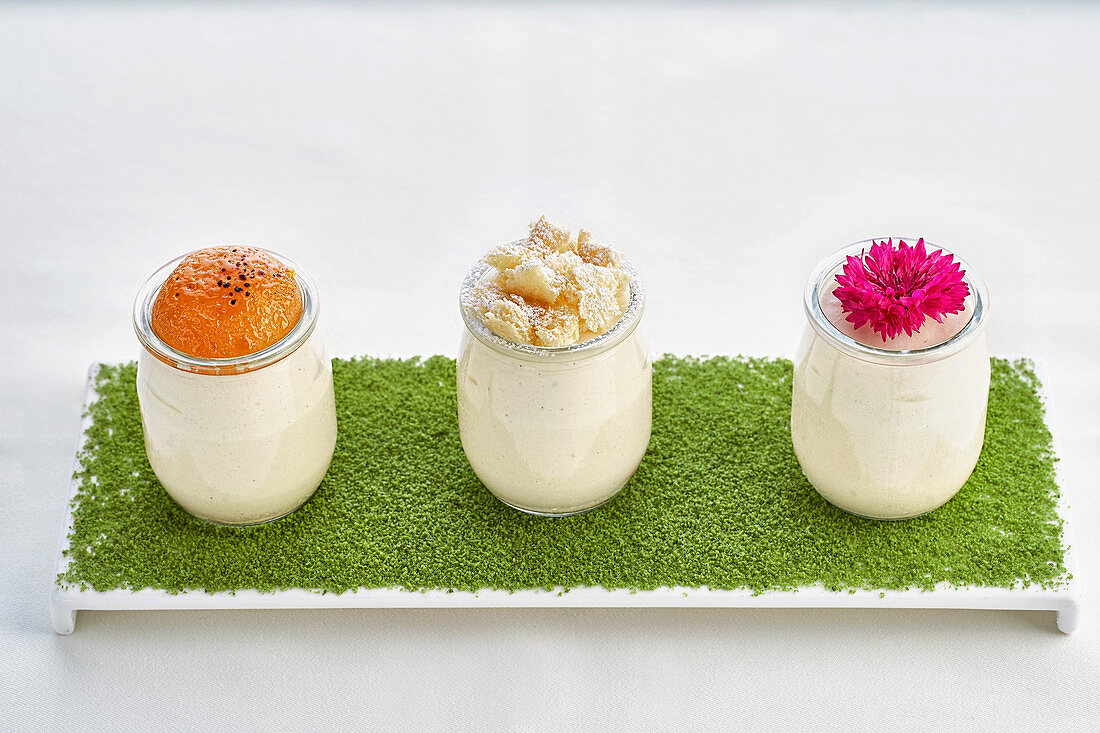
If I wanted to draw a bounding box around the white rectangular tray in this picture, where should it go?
[51,361,1082,635]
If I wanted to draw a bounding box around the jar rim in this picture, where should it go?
[803,237,989,366]
[133,247,320,375]
[458,242,646,362]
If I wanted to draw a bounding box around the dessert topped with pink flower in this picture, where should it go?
[791,237,990,520]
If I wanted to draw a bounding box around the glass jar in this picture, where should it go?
[791,239,990,520]
[132,250,337,525]
[457,256,652,516]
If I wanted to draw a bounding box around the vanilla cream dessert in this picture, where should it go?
[458,218,651,515]
[134,247,336,525]
[790,241,990,520]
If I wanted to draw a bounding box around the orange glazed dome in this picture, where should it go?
[151,246,304,359]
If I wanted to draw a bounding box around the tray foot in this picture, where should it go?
[1056,602,1079,635]
[51,597,76,635]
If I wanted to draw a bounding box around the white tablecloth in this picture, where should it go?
[2,2,1098,729]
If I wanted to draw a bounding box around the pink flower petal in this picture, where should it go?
[832,239,970,342]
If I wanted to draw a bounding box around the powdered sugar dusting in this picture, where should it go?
[462,217,633,347]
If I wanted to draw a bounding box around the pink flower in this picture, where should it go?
[832,238,970,342]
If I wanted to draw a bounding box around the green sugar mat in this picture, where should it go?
[58,356,1070,598]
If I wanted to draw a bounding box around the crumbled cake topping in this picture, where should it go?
[464,217,632,347]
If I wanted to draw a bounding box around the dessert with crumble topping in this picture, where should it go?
[457,218,651,516]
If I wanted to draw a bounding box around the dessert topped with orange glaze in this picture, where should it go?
[151,246,303,359]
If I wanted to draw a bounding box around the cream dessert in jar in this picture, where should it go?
[458,217,651,516]
[133,247,337,525]
[791,238,990,520]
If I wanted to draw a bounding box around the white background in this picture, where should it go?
[2,1,1098,730]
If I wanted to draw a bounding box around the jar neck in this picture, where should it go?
[459,257,646,364]
[803,239,989,367]
[133,248,320,376]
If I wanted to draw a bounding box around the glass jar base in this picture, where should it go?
[490,489,623,518]
[169,489,319,527]
[818,492,958,522]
